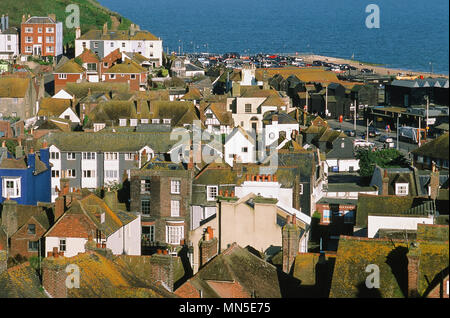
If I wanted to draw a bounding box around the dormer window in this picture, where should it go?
[119,119,127,126]
[141,119,149,124]
[152,119,160,124]
[163,119,171,124]
[130,119,138,126]
[395,183,409,196]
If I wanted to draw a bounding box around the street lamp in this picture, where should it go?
[396,114,401,150]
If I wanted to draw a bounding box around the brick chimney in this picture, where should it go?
[149,254,176,292]
[42,258,68,298]
[1,198,18,237]
[429,163,440,200]
[54,194,65,221]
[382,169,389,196]
[104,188,118,211]
[232,82,241,97]
[199,226,218,268]
[282,214,301,274]
[407,242,421,298]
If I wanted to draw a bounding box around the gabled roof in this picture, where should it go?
[225,126,256,144]
[38,98,72,117]
[175,244,282,298]
[77,49,100,63]
[329,235,449,298]
[182,86,202,100]
[23,16,56,24]
[411,133,449,161]
[54,59,85,74]
[105,59,146,74]
[0,262,47,298]
[255,68,339,84]
[204,102,233,126]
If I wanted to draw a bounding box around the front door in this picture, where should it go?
[33,45,42,56]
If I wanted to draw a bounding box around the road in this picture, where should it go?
[325,119,421,156]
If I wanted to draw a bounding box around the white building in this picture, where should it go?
[75,24,163,67]
[263,112,299,147]
[44,193,141,257]
[0,15,19,60]
[224,127,256,167]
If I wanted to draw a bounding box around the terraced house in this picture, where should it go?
[75,23,163,67]
[36,131,178,202]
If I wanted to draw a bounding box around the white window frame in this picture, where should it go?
[104,152,118,161]
[141,179,151,193]
[125,153,135,160]
[171,180,180,194]
[152,119,160,124]
[66,169,76,178]
[105,170,118,179]
[119,118,127,126]
[166,225,184,245]
[50,151,60,160]
[171,200,180,217]
[82,152,96,160]
[395,183,409,196]
[299,184,303,195]
[58,74,67,80]
[46,27,54,33]
[83,170,95,178]
[2,177,21,198]
[59,239,66,252]
[163,119,171,124]
[207,186,218,201]
[25,27,33,33]
[130,119,138,126]
[141,119,149,124]
[67,152,76,160]
[141,200,150,215]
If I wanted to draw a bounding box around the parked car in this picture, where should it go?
[353,139,375,149]
[344,129,356,137]
[379,135,393,143]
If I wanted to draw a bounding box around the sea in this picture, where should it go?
[97,0,449,74]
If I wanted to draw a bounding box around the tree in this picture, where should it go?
[356,148,408,178]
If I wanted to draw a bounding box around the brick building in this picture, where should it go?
[130,158,194,252]
[53,59,86,93]
[20,14,63,58]
[103,59,148,91]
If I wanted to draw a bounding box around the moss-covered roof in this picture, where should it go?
[411,133,449,161]
[36,131,178,153]
[329,236,449,298]
[255,68,339,84]
[0,263,47,298]
[37,98,72,117]
[105,59,146,74]
[417,224,449,242]
[356,194,433,228]
[79,29,159,41]
[0,77,30,98]
[54,59,86,74]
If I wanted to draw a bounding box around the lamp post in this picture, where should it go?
[396,114,401,150]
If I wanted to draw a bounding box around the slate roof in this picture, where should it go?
[24,16,56,24]
[263,112,298,125]
[36,131,178,153]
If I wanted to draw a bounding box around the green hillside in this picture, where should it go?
[0,0,132,47]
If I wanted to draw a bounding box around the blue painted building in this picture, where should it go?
[0,142,51,205]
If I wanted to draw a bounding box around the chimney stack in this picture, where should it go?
[1,198,18,237]
[282,214,301,274]
[199,226,218,268]
[102,22,108,35]
[48,14,56,23]
[429,163,440,200]
[407,242,421,298]
[75,27,81,39]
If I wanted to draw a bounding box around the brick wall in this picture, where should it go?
[42,260,67,298]
[199,236,218,268]
[10,219,46,258]
[282,218,301,274]
[407,254,420,298]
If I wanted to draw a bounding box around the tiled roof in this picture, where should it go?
[0,77,30,98]
[54,59,85,74]
[175,244,282,298]
[78,29,159,41]
[105,59,146,74]
[356,194,434,228]
[77,49,100,63]
[255,68,339,84]
[0,262,47,298]
[42,252,175,298]
[182,86,202,100]
[37,98,72,117]
[329,236,449,298]
[411,133,449,161]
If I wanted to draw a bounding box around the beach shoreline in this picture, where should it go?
[297,54,448,79]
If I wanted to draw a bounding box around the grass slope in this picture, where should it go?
[0,0,132,46]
